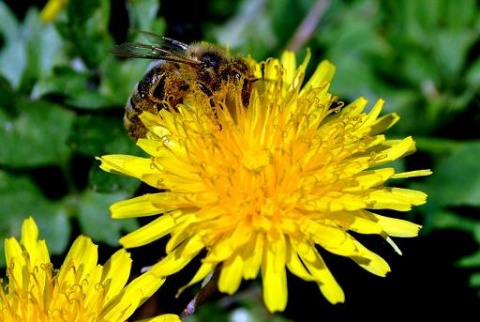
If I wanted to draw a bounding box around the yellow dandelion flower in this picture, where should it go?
[99,51,431,313]
[0,217,180,322]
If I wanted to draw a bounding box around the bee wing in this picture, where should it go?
[112,31,197,65]
[112,42,199,65]
[136,30,189,52]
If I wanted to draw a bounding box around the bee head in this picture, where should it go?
[199,51,225,71]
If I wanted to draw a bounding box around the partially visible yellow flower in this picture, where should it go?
[40,0,68,23]
[99,51,431,312]
[0,217,180,322]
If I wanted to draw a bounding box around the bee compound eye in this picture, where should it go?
[201,52,222,69]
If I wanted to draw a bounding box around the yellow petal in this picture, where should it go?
[218,254,244,294]
[177,262,216,297]
[18,218,50,277]
[119,213,178,248]
[344,168,394,191]
[366,187,428,211]
[392,169,432,178]
[110,195,163,218]
[261,236,287,312]
[98,155,153,180]
[362,99,384,128]
[371,113,400,135]
[339,97,368,116]
[280,51,298,84]
[137,314,182,322]
[102,249,132,300]
[60,236,98,282]
[150,236,204,277]
[372,213,422,237]
[4,237,25,290]
[294,239,344,304]
[200,221,252,263]
[242,233,264,279]
[370,137,417,166]
[349,240,391,276]
[302,60,335,91]
[20,217,39,251]
[333,212,384,235]
[102,269,166,321]
[165,213,198,253]
[285,238,314,282]
[304,193,367,212]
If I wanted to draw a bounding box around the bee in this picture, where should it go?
[112,32,256,140]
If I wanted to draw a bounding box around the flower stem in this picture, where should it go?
[286,0,330,52]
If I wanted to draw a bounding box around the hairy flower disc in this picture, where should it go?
[0,217,179,322]
[99,51,431,312]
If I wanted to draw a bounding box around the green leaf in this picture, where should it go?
[400,50,441,86]
[458,226,480,267]
[469,272,480,287]
[0,2,25,89]
[443,0,477,29]
[89,164,141,194]
[425,209,477,232]
[99,56,150,107]
[0,171,71,267]
[68,113,141,156]
[269,0,306,46]
[419,141,480,207]
[77,190,138,246]
[414,137,462,155]
[126,0,163,32]
[459,250,480,268]
[66,91,119,109]
[0,5,65,92]
[31,66,91,99]
[32,65,119,109]
[410,0,441,34]
[380,91,429,135]
[0,75,16,113]
[381,0,440,42]
[0,100,74,167]
[465,57,480,90]
[67,0,106,26]
[316,2,387,101]
[433,30,477,80]
[60,0,114,67]
[19,8,65,93]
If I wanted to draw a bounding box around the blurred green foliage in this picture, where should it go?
[0,0,480,320]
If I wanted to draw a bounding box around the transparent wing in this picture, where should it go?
[112,31,197,65]
[136,30,189,52]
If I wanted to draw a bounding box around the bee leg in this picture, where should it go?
[196,82,216,108]
[197,82,222,130]
[241,78,254,107]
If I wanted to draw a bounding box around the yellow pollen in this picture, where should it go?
[260,198,277,218]
[247,197,279,233]
[242,148,271,172]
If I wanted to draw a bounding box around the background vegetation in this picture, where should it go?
[1,0,479,321]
